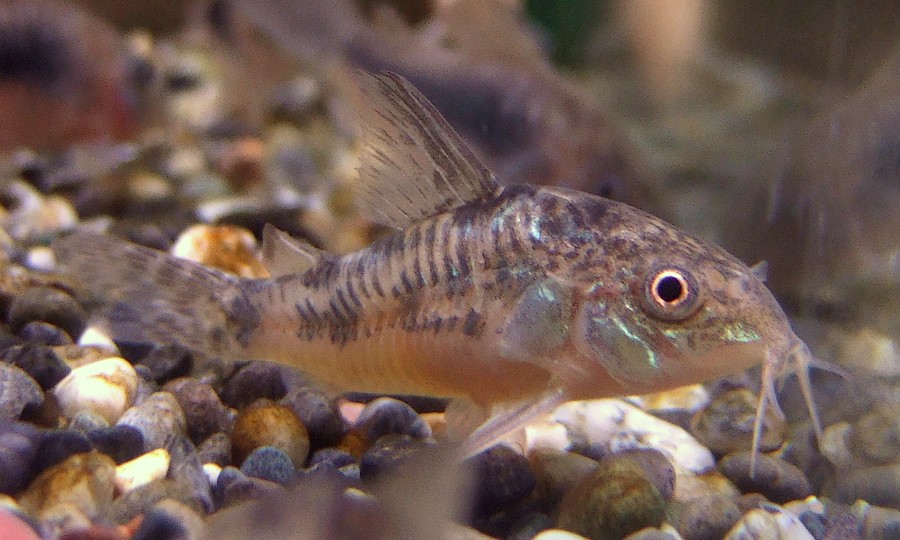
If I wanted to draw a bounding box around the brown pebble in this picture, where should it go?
[231,400,309,468]
[690,389,784,454]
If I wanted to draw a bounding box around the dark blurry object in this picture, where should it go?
[525,0,604,67]
[727,46,900,334]
[0,0,141,152]
[222,0,663,214]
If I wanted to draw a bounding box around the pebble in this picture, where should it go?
[557,451,668,540]
[6,286,86,339]
[468,444,537,516]
[723,506,815,539]
[351,397,432,444]
[668,495,742,540]
[819,421,854,470]
[110,478,206,525]
[0,420,42,494]
[231,401,309,468]
[240,446,297,485]
[309,447,357,469]
[718,451,812,503]
[114,448,171,493]
[18,450,116,522]
[359,434,426,480]
[0,362,43,420]
[280,386,346,449]
[689,389,785,454]
[533,530,591,540]
[855,501,900,540]
[165,435,213,514]
[530,449,598,507]
[33,430,93,475]
[53,357,138,424]
[133,499,205,540]
[847,405,900,465]
[163,378,232,444]
[219,362,288,408]
[2,344,69,390]
[18,321,73,346]
[170,224,268,278]
[68,411,110,432]
[116,392,187,452]
[86,425,145,464]
[838,328,900,377]
[832,464,900,509]
[197,432,232,467]
[552,399,714,474]
[137,345,193,384]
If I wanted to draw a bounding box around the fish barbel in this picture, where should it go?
[53,72,822,466]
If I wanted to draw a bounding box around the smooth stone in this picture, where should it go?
[822,512,861,540]
[170,224,267,278]
[197,432,232,467]
[798,511,829,540]
[165,435,213,514]
[833,464,900,509]
[219,473,286,507]
[468,444,537,516]
[718,451,812,503]
[508,512,554,540]
[111,478,206,525]
[557,451,668,540]
[0,363,43,420]
[33,430,93,475]
[280,386,345,449]
[53,357,137,424]
[231,401,309,468]
[308,447,356,469]
[723,507,815,539]
[87,425,144,464]
[133,499,205,540]
[114,448,171,493]
[552,399,714,474]
[623,527,680,540]
[855,501,900,540]
[533,530,591,540]
[3,345,70,390]
[219,362,288,408]
[351,397,432,445]
[163,378,231,444]
[848,405,900,465]
[819,421,854,470]
[241,446,296,485]
[838,328,900,377]
[6,286,86,339]
[138,344,193,383]
[689,389,785,454]
[67,411,110,432]
[359,434,425,481]
[117,392,187,451]
[668,494,742,540]
[18,450,116,521]
[0,420,42,494]
[530,449,598,507]
[17,321,72,346]
[76,326,120,352]
[213,467,246,505]
[611,449,676,501]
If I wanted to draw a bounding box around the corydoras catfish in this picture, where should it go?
[54,72,822,467]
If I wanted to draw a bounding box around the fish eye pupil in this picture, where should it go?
[655,273,685,304]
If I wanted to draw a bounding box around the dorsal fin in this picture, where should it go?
[261,223,327,277]
[353,71,501,229]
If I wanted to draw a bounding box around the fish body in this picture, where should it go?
[54,72,815,455]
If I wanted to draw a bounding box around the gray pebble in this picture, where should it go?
[111,478,206,525]
[280,386,345,448]
[0,362,43,420]
[241,445,296,485]
[197,432,232,467]
[166,434,213,513]
[718,451,812,503]
[352,397,432,444]
[833,464,900,508]
[17,321,72,346]
[132,500,199,540]
[309,447,356,469]
[848,405,900,465]
[163,377,232,444]
[530,449,598,507]
[0,420,41,494]
[87,425,145,464]
[668,495,742,540]
[34,429,93,474]
[690,389,784,454]
[1,344,69,389]
[360,434,426,480]
[468,444,537,516]
[613,449,676,502]
[137,344,194,384]
[7,286,86,339]
[68,410,111,432]
[219,362,288,408]
[117,391,187,452]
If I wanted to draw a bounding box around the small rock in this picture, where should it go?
[114,448,171,493]
[359,434,425,480]
[823,512,861,540]
[855,501,900,540]
[18,450,116,521]
[53,357,138,424]
[133,499,205,540]
[171,224,268,278]
[231,401,309,468]
[833,464,900,509]
[87,425,144,464]
[111,478,206,525]
[2,344,70,389]
[530,449,598,507]
[468,444,537,516]
[197,432,232,467]
[668,495,742,540]
[33,430,93,475]
[352,397,432,445]
[308,447,356,469]
[137,345,193,384]
[819,422,854,470]
[847,405,900,465]
[723,507,815,539]
[219,362,288,408]
[241,446,296,485]
[623,527,680,540]
[0,420,42,494]
[165,435,213,514]
[68,411,110,432]
[718,451,812,503]
[557,452,668,540]
[690,389,785,454]
[117,392,187,452]
[280,386,345,449]
[163,378,231,444]
[798,510,829,540]
[0,363,43,420]
[6,286,86,339]
[17,321,72,346]
[533,530,591,540]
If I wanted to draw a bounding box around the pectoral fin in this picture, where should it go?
[499,279,574,364]
[459,388,568,456]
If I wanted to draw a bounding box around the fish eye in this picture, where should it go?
[640,266,702,321]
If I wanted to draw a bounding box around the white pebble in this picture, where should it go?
[53,357,138,423]
[117,392,187,451]
[77,326,120,354]
[724,507,814,540]
[819,422,854,469]
[551,399,714,473]
[532,530,590,540]
[114,448,171,493]
[203,463,222,486]
[524,420,571,453]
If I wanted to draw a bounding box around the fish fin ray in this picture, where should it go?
[261,223,325,277]
[460,388,567,456]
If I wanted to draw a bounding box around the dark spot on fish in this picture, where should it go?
[226,293,260,347]
[462,309,483,337]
